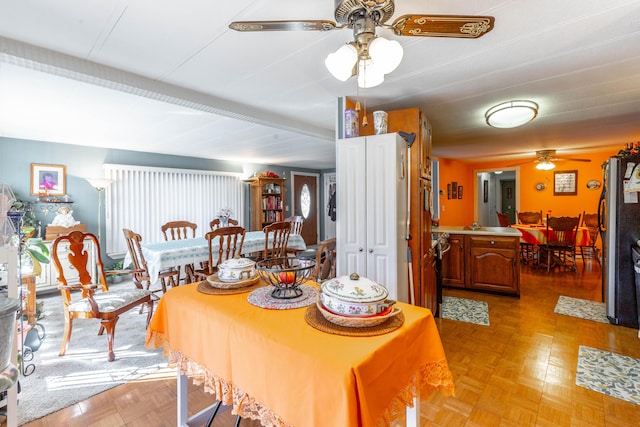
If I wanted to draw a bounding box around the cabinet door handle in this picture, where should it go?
[368,248,373,253]
[490,240,495,245]
[359,247,364,252]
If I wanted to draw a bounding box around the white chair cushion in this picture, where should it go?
[68,288,151,313]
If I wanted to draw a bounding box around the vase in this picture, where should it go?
[219,216,229,228]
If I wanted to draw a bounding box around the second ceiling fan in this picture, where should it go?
[229,0,495,88]
[511,150,591,170]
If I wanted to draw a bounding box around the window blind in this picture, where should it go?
[103,164,244,258]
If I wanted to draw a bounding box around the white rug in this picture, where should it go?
[15,281,167,425]
[577,346,640,405]
[441,296,490,326]
[554,296,609,323]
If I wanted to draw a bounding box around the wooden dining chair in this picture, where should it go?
[51,231,153,362]
[516,210,542,264]
[161,220,197,283]
[496,211,511,227]
[209,218,239,230]
[580,212,600,265]
[193,226,246,279]
[261,221,291,260]
[285,215,304,255]
[311,238,336,281]
[540,214,581,272]
[517,210,543,225]
[123,228,180,298]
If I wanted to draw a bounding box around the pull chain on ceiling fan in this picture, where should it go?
[229,0,495,88]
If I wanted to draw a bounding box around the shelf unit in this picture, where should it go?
[249,177,286,231]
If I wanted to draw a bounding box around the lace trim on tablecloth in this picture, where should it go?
[376,359,456,427]
[146,328,292,427]
[146,329,455,427]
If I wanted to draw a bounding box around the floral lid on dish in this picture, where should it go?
[219,257,255,269]
[321,273,388,303]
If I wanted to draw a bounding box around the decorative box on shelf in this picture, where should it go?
[45,224,86,241]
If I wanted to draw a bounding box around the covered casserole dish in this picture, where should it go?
[217,257,256,282]
[320,273,395,317]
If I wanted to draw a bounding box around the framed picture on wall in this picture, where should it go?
[458,186,463,199]
[451,182,458,199]
[447,183,451,199]
[31,163,66,196]
[483,180,488,203]
[554,170,578,196]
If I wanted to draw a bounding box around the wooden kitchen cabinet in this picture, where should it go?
[468,235,520,295]
[442,233,520,296]
[249,176,285,231]
[422,246,437,315]
[442,234,465,288]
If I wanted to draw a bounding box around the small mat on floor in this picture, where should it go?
[577,346,640,405]
[554,296,609,323]
[441,296,490,326]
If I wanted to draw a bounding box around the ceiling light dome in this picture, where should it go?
[485,100,539,128]
[535,159,556,170]
[368,37,403,74]
[325,43,358,81]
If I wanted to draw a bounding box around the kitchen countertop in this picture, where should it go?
[433,226,522,237]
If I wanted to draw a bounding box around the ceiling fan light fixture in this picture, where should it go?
[325,43,358,81]
[357,58,384,88]
[368,36,403,74]
[535,159,556,170]
[485,100,539,128]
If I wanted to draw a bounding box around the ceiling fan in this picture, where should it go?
[511,150,592,170]
[229,0,495,88]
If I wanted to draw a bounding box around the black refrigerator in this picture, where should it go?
[599,154,640,328]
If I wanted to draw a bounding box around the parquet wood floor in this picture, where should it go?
[5,260,640,426]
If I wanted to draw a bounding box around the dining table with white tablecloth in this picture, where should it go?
[123,231,306,284]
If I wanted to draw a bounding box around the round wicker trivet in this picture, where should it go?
[206,273,260,289]
[197,278,264,295]
[304,304,405,336]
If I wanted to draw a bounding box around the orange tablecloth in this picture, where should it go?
[145,282,454,427]
[511,224,592,246]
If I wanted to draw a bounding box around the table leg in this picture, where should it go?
[176,371,230,427]
[406,388,420,427]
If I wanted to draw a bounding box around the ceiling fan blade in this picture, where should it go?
[229,20,338,32]
[391,15,494,38]
[554,157,592,163]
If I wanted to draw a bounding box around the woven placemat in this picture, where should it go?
[304,304,405,337]
[197,278,264,295]
[247,285,318,310]
[206,273,260,289]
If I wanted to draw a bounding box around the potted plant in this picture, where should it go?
[105,260,129,284]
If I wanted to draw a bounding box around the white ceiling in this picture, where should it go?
[1,0,639,170]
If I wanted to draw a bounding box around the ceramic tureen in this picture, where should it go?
[320,273,395,317]
[217,257,256,282]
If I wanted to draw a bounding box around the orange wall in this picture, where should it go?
[436,147,619,226]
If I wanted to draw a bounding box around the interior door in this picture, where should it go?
[292,173,318,245]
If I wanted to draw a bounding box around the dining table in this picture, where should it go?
[511,224,592,247]
[145,280,455,427]
[123,231,306,284]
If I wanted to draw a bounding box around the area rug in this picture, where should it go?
[576,346,640,405]
[15,282,167,425]
[441,296,490,326]
[554,296,609,323]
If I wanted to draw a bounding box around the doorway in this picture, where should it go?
[474,168,520,227]
[291,172,319,245]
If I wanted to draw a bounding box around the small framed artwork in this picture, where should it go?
[457,186,463,199]
[507,187,513,199]
[554,170,578,196]
[31,163,66,196]
[452,182,458,199]
[447,183,452,199]
[483,180,489,203]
